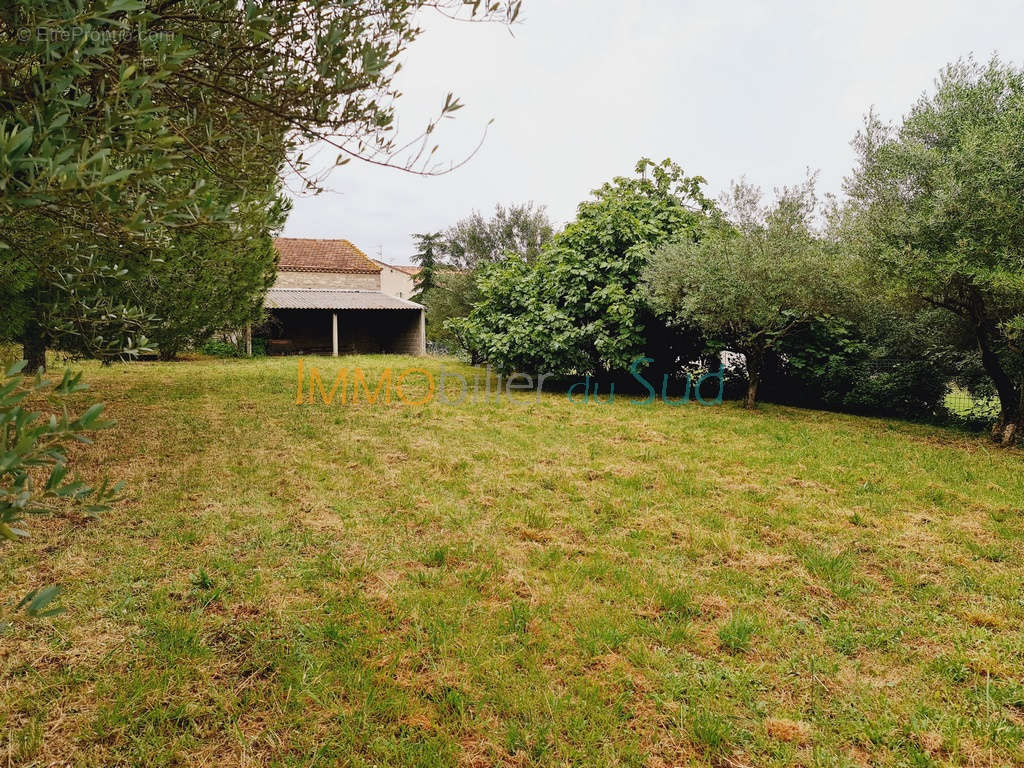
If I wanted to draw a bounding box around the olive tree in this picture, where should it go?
[845,57,1024,445]
[645,177,846,408]
[1,0,522,369]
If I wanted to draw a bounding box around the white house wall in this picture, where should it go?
[376,265,417,299]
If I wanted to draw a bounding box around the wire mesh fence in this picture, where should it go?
[0,342,21,370]
[844,357,1001,429]
[943,384,1001,422]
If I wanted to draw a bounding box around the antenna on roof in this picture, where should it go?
[376,245,383,262]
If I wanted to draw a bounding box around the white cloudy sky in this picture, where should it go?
[282,0,1022,264]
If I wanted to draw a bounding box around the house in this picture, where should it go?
[373,259,421,300]
[262,238,425,356]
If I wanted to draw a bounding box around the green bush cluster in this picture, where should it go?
[449,61,1023,441]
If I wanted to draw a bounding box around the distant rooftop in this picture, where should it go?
[275,238,380,274]
[372,259,421,276]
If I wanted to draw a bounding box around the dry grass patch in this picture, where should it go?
[764,717,811,744]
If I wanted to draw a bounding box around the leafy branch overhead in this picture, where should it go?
[1,0,522,368]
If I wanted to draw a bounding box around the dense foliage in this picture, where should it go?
[0,0,520,368]
[452,159,715,374]
[644,178,847,408]
[415,203,554,355]
[757,310,963,421]
[844,57,1024,444]
[123,191,289,360]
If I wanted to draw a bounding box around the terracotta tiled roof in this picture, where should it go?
[372,259,422,276]
[274,238,381,274]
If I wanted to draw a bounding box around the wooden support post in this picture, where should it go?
[245,323,252,357]
[332,312,339,357]
[418,309,426,355]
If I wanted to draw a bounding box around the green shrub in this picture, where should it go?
[200,339,243,358]
[1,361,121,617]
[763,312,960,422]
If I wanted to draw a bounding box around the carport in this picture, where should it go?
[262,289,425,356]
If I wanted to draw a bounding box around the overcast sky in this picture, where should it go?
[281,0,1022,264]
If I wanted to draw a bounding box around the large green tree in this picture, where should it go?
[845,57,1024,445]
[445,201,554,268]
[645,177,846,408]
[452,159,714,374]
[417,203,554,355]
[1,0,521,370]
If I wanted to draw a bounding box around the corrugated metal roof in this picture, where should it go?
[265,289,424,310]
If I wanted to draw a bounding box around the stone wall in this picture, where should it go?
[388,309,426,355]
[273,270,380,291]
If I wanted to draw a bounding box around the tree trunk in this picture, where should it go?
[991,384,1023,447]
[744,351,761,410]
[21,321,46,374]
[973,316,1021,446]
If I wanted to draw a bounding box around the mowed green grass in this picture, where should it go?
[2,355,1023,767]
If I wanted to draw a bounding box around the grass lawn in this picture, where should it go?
[2,356,1023,767]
